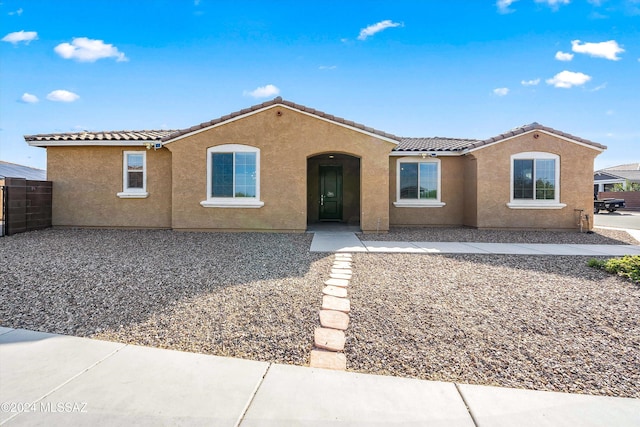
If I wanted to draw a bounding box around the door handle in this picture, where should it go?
[320,195,324,206]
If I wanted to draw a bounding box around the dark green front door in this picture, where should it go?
[319,165,343,221]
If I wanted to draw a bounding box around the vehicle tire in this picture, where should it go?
[594,207,599,214]
[607,209,615,213]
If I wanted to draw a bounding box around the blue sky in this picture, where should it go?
[1,0,638,171]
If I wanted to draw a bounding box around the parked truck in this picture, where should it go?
[594,196,626,214]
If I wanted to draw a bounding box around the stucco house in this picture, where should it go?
[25,97,605,232]
[594,163,640,193]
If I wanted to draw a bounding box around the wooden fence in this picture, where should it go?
[1,177,52,236]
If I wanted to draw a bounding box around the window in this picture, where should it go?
[117,151,148,198]
[393,157,445,207]
[508,152,565,209]
[201,144,264,208]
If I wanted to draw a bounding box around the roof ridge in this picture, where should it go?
[163,97,401,142]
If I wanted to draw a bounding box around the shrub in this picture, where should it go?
[588,255,640,283]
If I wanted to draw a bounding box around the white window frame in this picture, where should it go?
[200,144,264,208]
[508,151,565,209]
[117,151,148,198]
[393,157,445,208]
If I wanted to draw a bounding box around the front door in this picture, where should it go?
[319,165,342,221]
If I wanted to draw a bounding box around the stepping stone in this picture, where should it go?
[322,295,350,313]
[314,327,346,351]
[331,268,352,275]
[333,262,351,268]
[325,278,349,287]
[330,273,352,280]
[319,309,350,330]
[310,349,346,370]
[335,254,352,260]
[323,285,348,298]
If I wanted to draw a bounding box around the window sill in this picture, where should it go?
[393,201,446,208]
[507,202,566,209]
[117,192,149,199]
[200,199,264,208]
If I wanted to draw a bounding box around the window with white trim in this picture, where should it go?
[201,144,264,208]
[508,152,565,209]
[393,157,445,207]
[117,151,148,198]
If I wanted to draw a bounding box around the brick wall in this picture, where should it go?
[598,191,640,210]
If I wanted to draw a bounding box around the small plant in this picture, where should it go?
[588,255,640,283]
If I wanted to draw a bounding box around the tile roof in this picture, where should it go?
[25,130,175,143]
[599,163,640,171]
[467,122,607,151]
[23,103,606,153]
[162,97,401,142]
[394,137,480,152]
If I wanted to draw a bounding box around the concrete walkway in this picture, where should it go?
[310,231,640,255]
[1,327,638,426]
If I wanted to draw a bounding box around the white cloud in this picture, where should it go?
[8,8,24,16]
[54,37,128,62]
[493,87,509,96]
[571,40,624,61]
[319,65,337,70]
[591,82,607,91]
[496,0,518,14]
[20,93,39,103]
[535,0,570,9]
[555,51,574,61]
[2,30,38,44]
[46,90,80,102]
[521,78,541,86]
[243,84,280,98]
[546,70,591,88]
[357,20,402,41]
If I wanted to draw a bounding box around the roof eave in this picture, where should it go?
[464,128,607,154]
[25,140,162,148]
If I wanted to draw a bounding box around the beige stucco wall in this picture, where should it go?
[389,156,466,226]
[47,146,172,228]
[469,131,601,230]
[165,106,395,232]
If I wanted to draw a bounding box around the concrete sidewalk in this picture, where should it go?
[310,232,640,255]
[1,327,638,426]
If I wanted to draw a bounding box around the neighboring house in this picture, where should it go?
[25,97,605,232]
[594,163,640,193]
[0,161,47,181]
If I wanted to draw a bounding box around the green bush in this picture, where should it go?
[588,255,640,283]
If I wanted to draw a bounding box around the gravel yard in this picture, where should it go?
[0,229,327,365]
[347,253,640,398]
[1,227,639,398]
[359,226,639,245]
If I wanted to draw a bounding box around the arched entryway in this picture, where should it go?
[307,153,361,228]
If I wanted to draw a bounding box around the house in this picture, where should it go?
[25,97,605,232]
[0,161,47,181]
[594,163,640,193]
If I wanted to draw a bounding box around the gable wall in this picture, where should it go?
[47,146,172,228]
[470,132,600,230]
[166,107,395,232]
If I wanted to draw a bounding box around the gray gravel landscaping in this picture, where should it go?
[1,227,639,398]
[347,253,640,398]
[359,226,639,245]
[0,229,327,365]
